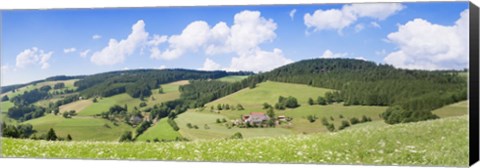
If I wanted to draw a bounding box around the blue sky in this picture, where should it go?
[1,2,470,86]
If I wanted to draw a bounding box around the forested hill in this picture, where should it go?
[258,58,466,106]
[74,69,252,98]
[181,58,467,124]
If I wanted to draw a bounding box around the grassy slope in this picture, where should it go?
[23,114,132,141]
[59,99,94,113]
[145,80,188,108]
[78,94,142,116]
[1,101,15,124]
[176,110,292,140]
[136,118,181,141]
[2,115,468,166]
[204,81,387,134]
[432,100,468,118]
[217,75,249,82]
[1,79,78,98]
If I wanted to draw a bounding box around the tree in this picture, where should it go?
[230,132,243,139]
[266,108,275,119]
[308,98,314,105]
[236,104,244,110]
[339,121,350,130]
[139,102,147,107]
[307,115,318,123]
[119,131,133,142]
[46,128,57,141]
[92,97,98,103]
[350,117,360,125]
[262,103,272,109]
[158,87,164,94]
[67,134,72,141]
[53,83,65,90]
[1,95,9,102]
[317,96,327,105]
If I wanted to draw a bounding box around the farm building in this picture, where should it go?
[242,112,270,125]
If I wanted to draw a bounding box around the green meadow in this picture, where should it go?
[217,75,249,82]
[3,115,468,167]
[136,118,182,141]
[23,114,132,141]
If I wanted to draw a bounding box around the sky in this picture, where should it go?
[0,2,470,86]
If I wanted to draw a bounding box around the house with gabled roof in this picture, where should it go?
[242,112,270,125]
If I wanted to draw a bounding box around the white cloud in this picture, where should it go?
[354,23,365,32]
[79,49,90,58]
[343,3,404,20]
[153,10,277,60]
[91,20,149,65]
[228,48,292,72]
[63,47,76,53]
[371,21,381,28]
[384,9,469,70]
[304,3,403,33]
[320,49,348,58]
[289,9,297,20]
[158,65,167,69]
[92,34,102,40]
[154,21,211,60]
[147,34,168,46]
[201,58,222,71]
[15,47,53,69]
[354,57,367,61]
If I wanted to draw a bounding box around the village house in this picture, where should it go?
[242,112,270,125]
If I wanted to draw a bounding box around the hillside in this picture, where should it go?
[175,81,387,139]
[2,115,468,166]
[23,114,132,141]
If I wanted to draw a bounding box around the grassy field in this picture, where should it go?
[146,80,188,108]
[2,115,468,166]
[77,94,142,116]
[176,110,293,140]
[433,100,468,118]
[206,81,335,112]
[23,114,132,141]
[136,118,182,141]
[217,75,249,82]
[1,79,78,98]
[59,99,94,114]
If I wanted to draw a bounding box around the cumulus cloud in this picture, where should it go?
[320,49,348,58]
[152,10,277,60]
[384,9,469,70]
[15,47,53,69]
[201,58,222,71]
[289,9,297,20]
[92,34,102,40]
[90,20,149,65]
[304,3,403,33]
[63,47,76,53]
[228,48,293,72]
[79,49,90,58]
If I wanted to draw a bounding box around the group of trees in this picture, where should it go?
[213,104,244,111]
[274,96,299,110]
[1,123,35,138]
[7,105,46,122]
[320,115,373,132]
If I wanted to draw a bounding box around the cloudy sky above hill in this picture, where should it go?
[1,2,469,85]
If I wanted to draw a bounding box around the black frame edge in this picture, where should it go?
[470,1,480,166]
